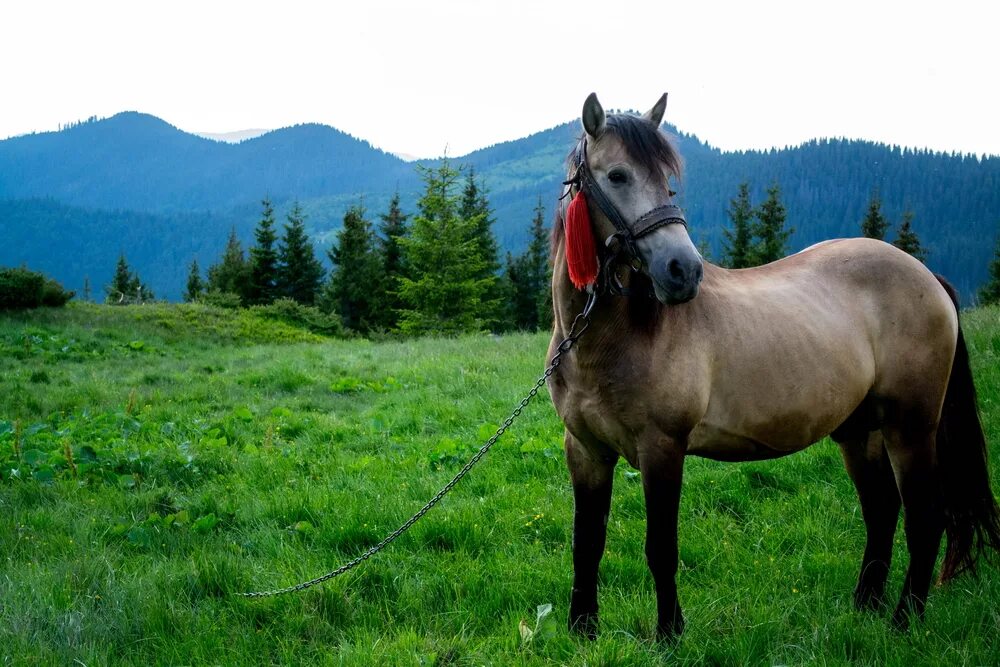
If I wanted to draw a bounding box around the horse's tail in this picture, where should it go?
[935,275,1000,582]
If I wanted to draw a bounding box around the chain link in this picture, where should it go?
[238,292,596,598]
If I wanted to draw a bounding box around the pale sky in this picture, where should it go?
[2,0,997,158]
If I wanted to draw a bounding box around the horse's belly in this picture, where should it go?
[686,423,812,461]
[686,384,865,460]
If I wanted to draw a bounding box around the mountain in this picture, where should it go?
[193,129,271,143]
[0,112,415,211]
[1,112,998,301]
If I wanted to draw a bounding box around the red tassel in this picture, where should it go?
[565,192,598,290]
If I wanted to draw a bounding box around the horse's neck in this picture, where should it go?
[552,258,639,363]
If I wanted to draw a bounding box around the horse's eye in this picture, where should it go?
[608,169,628,185]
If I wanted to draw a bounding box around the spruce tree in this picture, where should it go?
[375,191,410,330]
[107,253,133,304]
[503,251,525,331]
[461,168,501,278]
[323,203,381,333]
[459,167,502,329]
[107,252,153,304]
[721,182,755,268]
[978,235,1000,306]
[892,211,927,262]
[246,198,280,305]
[860,192,890,240]
[184,259,204,302]
[750,183,793,265]
[527,198,552,330]
[507,198,551,331]
[207,227,250,301]
[397,160,493,335]
[277,202,325,305]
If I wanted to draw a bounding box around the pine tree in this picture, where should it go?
[277,202,325,305]
[860,192,890,240]
[527,198,552,330]
[892,211,927,262]
[461,168,501,277]
[750,183,793,265]
[107,253,133,304]
[459,167,502,329]
[503,251,524,331]
[375,191,410,330]
[246,198,280,305]
[184,259,204,302]
[106,252,153,304]
[322,203,381,333]
[506,198,552,331]
[721,183,755,268]
[207,227,250,301]
[397,160,493,335]
[978,235,1000,306]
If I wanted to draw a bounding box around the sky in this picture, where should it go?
[2,0,997,158]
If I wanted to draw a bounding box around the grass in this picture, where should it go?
[1,302,999,665]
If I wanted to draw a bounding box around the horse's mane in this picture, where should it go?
[549,114,683,332]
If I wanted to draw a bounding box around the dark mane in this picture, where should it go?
[588,113,684,182]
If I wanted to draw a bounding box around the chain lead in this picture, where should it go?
[238,293,596,599]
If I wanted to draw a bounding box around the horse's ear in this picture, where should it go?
[582,92,606,138]
[643,93,668,127]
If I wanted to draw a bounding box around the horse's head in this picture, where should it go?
[564,93,703,305]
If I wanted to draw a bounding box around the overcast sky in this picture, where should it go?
[2,0,997,158]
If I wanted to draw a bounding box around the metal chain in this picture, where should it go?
[238,291,596,599]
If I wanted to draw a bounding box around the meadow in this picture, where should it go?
[2,302,999,666]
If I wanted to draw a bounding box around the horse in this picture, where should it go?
[546,92,1000,641]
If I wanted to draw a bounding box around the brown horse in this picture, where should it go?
[546,92,1000,641]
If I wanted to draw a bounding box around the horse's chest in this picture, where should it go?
[549,363,656,467]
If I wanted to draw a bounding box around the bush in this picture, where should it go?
[198,290,243,309]
[0,267,74,310]
[249,298,345,337]
[41,277,75,307]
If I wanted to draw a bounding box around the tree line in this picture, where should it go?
[110,159,552,336]
[98,170,1000,326]
[717,182,930,269]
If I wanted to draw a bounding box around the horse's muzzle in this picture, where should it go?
[650,251,703,305]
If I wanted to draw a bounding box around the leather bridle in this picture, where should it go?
[563,138,688,293]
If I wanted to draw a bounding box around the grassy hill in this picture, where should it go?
[2,303,999,664]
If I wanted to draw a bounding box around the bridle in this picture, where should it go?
[562,137,688,294]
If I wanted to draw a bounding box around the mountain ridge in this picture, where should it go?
[1,112,997,301]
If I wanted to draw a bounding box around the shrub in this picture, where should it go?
[249,298,345,337]
[198,290,243,309]
[0,267,74,310]
[41,277,75,307]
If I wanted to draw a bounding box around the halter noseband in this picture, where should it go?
[563,138,687,292]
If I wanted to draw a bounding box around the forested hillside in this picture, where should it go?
[1,113,997,299]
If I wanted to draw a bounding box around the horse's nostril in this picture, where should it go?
[668,258,685,280]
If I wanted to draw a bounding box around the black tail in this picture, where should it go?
[935,275,1000,581]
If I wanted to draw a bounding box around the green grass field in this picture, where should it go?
[2,303,999,666]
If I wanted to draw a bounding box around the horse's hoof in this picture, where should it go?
[853,587,888,612]
[569,613,598,640]
[656,618,684,644]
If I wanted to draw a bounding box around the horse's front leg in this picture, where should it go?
[565,431,617,639]
[639,436,685,641]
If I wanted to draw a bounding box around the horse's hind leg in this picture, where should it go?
[882,424,946,629]
[565,431,617,639]
[837,431,901,610]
